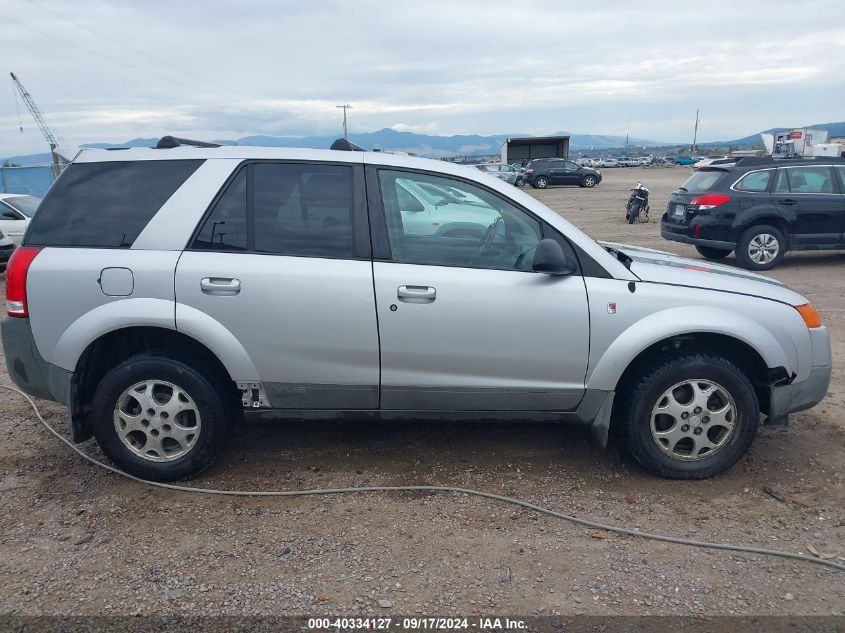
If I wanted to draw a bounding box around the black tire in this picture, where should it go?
[91,352,231,481]
[582,175,597,188]
[534,176,549,189]
[695,245,732,260]
[616,353,759,479]
[735,224,786,271]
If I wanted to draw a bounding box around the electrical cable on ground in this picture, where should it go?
[3,384,842,573]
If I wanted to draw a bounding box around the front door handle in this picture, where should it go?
[778,199,797,206]
[200,277,241,295]
[397,285,436,303]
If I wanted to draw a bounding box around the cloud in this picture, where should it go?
[1,0,843,155]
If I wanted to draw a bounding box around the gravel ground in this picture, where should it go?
[0,166,843,618]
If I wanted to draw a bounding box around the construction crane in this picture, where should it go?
[10,72,63,178]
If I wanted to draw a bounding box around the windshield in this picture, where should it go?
[5,195,41,217]
[678,170,723,193]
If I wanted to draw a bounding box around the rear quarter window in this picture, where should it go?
[24,159,203,248]
[679,170,724,193]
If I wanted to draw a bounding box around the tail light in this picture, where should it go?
[525,168,534,174]
[6,246,42,317]
[690,194,731,211]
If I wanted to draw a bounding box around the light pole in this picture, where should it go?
[336,104,353,139]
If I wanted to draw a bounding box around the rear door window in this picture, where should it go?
[25,160,203,248]
[835,166,845,191]
[679,170,723,193]
[191,163,356,259]
[784,166,835,193]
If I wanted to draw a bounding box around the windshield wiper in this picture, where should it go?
[677,186,688,192]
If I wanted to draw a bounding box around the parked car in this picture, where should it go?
[674,156,700,166]
[0,194,41,245]
[597,158,620,168]
[525,158,602,189]
[1,140,830,482]
[661,156,845,270]
[475,163,519,186]
[617,157,635,167]
[0,229,13,273]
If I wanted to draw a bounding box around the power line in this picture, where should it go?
[0,12,229,99]
[24,0,243,98]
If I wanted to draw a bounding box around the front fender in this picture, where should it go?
[586,305,793,392]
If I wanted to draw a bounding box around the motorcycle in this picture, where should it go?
[625,181,650,223]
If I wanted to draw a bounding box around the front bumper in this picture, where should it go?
[769,364,832,420]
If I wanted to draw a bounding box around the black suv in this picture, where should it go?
[661,157,845,270]
[524,158,602,189]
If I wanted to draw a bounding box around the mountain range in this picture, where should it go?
[3,122,844,165]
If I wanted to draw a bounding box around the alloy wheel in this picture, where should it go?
[113,380,202,462]
[650,379,737,461]
[748,233,779,264]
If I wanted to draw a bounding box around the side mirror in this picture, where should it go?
[532,238,576,275]
[2,210,17,219]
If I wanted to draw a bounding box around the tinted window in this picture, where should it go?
[563,161,579,170]
[786,166,835,193]
[679,170,723,193]
[25,160,202,248]
[193,170,247,251]
[378,169,542,271]
[192,163,355,258]
[253,164,354,257]
[734,170,772,192]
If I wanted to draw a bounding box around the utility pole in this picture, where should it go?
[10,72,64,179]
[692,109,700,155]
[336,104,353,140]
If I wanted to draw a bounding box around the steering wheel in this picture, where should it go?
[470,216,504,265]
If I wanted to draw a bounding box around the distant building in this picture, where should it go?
[501,135,570,165]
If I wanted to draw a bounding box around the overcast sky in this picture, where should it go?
[1,0,844,156]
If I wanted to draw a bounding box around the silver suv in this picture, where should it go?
[1,139,831,481]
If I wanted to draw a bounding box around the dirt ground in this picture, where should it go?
[0,166,842,619]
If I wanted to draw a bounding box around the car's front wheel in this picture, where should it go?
[736,224,785,270]
[534,176,549,189]
[582,175,597,188]
[695,245,732,260]
[91,352,231,481]
[616,353,759,479]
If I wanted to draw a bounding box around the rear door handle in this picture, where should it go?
[397,285,436,303]
[778,199,797,206]
[200,277,241,295]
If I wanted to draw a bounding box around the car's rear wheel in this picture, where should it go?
[534,176,549,189]
[582,175,597,188]
[736,224,785,271]
[616,353,758,479]
[695,245,732,260]
[91,352,231,481]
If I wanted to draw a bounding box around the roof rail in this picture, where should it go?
[731,155,845,167]
[156,135,221,149]
[330,138,365,152]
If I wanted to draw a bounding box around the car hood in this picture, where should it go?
[601,242,808,306]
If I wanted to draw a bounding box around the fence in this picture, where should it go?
[0,164,55,197]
